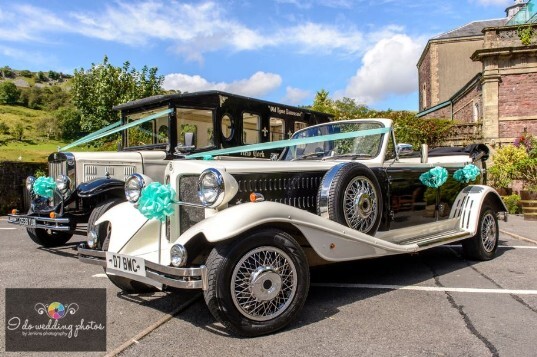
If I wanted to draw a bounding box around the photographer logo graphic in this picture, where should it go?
[5,288,106,352]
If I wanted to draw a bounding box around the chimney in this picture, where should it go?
[506,0,527,20]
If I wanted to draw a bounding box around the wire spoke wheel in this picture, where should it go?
[481,212,497,253]
[231,246,298,321]
[343,176,378,233]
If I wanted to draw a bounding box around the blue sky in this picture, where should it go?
[0,0,513,110]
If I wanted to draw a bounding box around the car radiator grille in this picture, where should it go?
[230,172,326,213]
[49,160,66,181]
[48,160,67,206]
[178,176,205,235]
[176,171,326,234]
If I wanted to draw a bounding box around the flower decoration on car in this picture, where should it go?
[419,166,448,188]
[453,164,481,183]
[33,176,56,198]
[137,182,176,221]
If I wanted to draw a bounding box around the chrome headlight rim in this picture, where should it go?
[170,244,187,267]
[26,176,36,192]
[125,173,145,203]
[197,168,225,208]
[55,174,71,195]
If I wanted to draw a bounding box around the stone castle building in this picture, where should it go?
[417,0,537,146]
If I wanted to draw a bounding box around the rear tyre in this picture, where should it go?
[462,204,498,261]
[204,229,309,337]
[27,228,73,247]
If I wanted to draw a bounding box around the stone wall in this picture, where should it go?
[499,72,537,118]
[0,161,47,214]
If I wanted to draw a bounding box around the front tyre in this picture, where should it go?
[462,204,499,261]
[204,229,310,337]
[27,228,73,247]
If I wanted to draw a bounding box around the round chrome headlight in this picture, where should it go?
[170,244,187,267]
[125,174,146,203]
[55,174,71,195]
[26,176,36,192]
[198,168,224,207]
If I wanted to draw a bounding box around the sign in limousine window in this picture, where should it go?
[176,108,214,149]
[243,112,261,144]
[270,118,285,141]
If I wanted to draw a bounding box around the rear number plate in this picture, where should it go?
[18,217,36,226]
[106,252,146,277]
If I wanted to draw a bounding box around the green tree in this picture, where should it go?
[26,86,44,109]
[55,106,83,140]
[43,86,71,111]
[0,120,9,134]
[19,69,33,78]
[1,66,15,78]
[311,90,370,120]
[12,122,24,141]
[0,81,20,104]
[72,55,164,132]
[35,71,48,83]
[48,70,60,81]
[310,90,452,147]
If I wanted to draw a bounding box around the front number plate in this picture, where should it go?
[18,217,36,226]
[106,252,146,277]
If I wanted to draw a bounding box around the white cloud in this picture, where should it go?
[283,87,312,104]
[0,1,377,61]
[473,0,510,6]
[163,71,282,97]
[341,34,424,104]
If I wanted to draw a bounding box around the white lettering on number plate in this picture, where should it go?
[106,252,146,277]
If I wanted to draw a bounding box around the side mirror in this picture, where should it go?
[396,143,414,156]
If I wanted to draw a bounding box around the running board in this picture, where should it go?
[375,218,472,249]
[400,229,471,248]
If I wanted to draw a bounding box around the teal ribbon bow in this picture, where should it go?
[137,182,176,221]
[33,176,56,198]
[453,164,480,183]
[419,166,448,188]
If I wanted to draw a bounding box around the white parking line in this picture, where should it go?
[92,273,107,278]
[0,228,16,230]
[444,245,537,250]
[312,283,537,295]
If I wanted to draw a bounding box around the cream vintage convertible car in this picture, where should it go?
[79,118,507,337]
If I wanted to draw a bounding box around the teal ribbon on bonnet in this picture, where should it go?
[453,164,480,183]
[419,166,448,188]
[33,176,56,198]
[137,182,176,221]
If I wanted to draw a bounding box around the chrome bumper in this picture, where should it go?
[78,247,208,290]
[7,214,71,231]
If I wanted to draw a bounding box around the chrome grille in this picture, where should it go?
[48,160,66,206]
[49,160,66,181]
[232,172,325,213]
[178,175,204,235]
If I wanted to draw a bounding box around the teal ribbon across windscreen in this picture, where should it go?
[59,108,173,151]
[185,127,391,159]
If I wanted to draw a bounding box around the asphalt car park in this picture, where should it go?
[1,216,536,356]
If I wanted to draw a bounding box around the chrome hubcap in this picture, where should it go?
[231,246,297,321]
[250,266,282,301]
[481,213,497,253]
[344,176,378,232]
